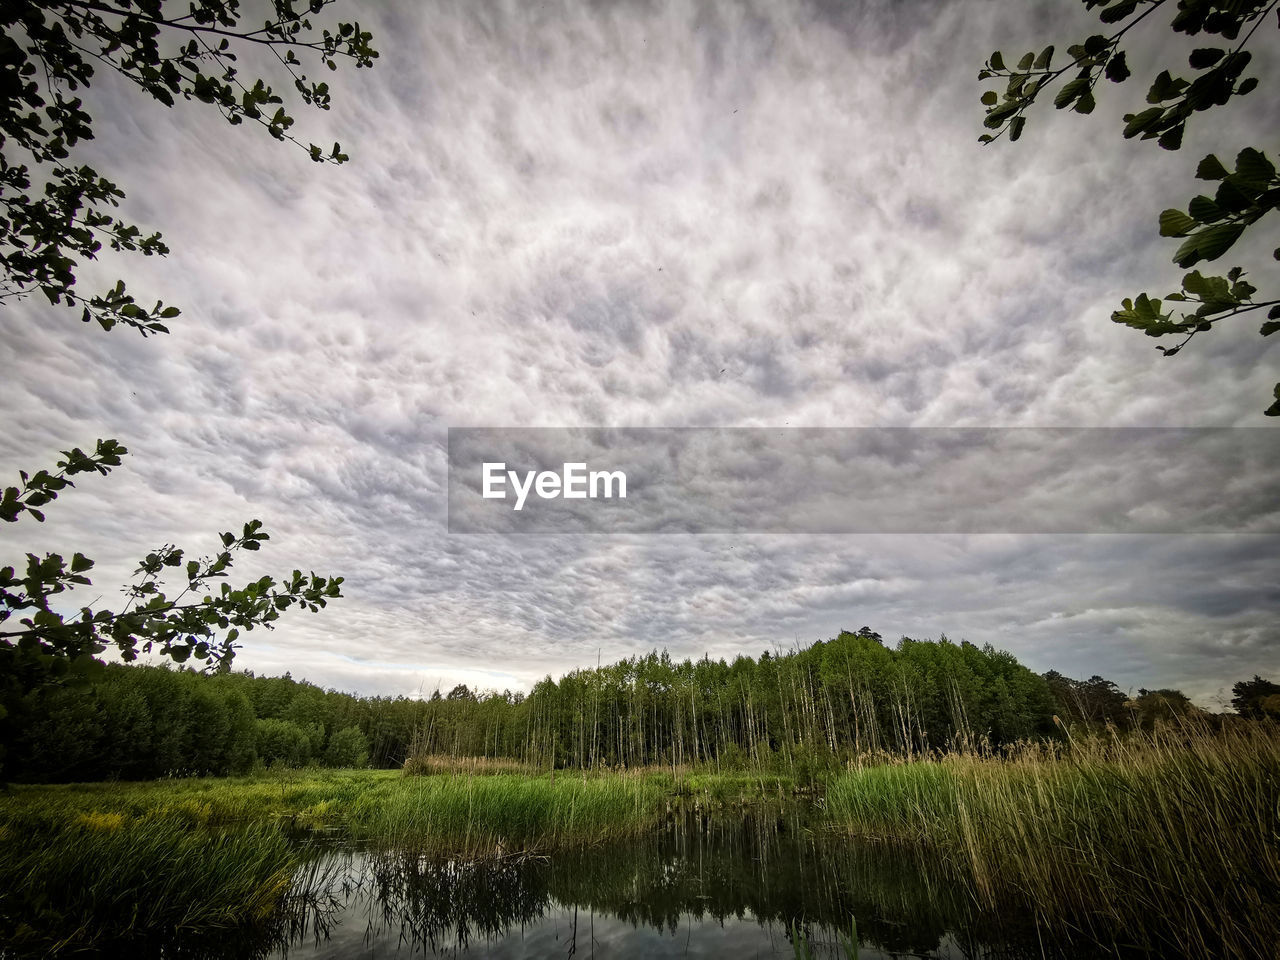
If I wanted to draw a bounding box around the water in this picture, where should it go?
[260,807,1065,960]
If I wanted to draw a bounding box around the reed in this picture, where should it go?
[1,768,670,858]
[402,753,538,777]
[349,773,665,852]
[825,719,1280,958]
[0,815,297,952]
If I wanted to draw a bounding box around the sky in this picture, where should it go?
[2,0,1277,707]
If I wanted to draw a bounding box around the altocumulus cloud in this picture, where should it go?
[0,0,1276,706]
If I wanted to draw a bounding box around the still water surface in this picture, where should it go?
[264,807,1063,959]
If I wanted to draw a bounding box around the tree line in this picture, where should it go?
[10,628,1274,783]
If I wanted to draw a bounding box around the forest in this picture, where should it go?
[7,628,1275,784]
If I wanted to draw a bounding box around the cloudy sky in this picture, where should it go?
[2,0,1277,706]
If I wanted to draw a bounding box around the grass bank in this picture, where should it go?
[5,728,1277,957]
[0,768,688,952]
[0,767,707,853]
[825,720,1280,959]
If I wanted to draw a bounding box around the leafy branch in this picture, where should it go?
[978,0,1279,414]
[0,0,377,333]
[0,438,127,523]
[0,444,344,683]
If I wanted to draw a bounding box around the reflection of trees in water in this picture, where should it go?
[43,808,1132,960]
[105,807,1148,959]
[338,807,1097,959]
[363,849,554,952]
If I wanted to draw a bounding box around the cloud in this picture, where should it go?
[1,0,1277,706]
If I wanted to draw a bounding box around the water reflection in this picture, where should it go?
[270,806,1082,959]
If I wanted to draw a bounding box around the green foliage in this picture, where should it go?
[1129,686,1198,729]
[0,445,343,779]
[0,814,297,951]
[3,633,1064,783]
[0,438,125,523]
[979,0,1279,414]
[0,0,376,332]
[1,4,373,778]
[9,639,1270,787]
[1042,670,1128,725]
[826,720,1280,957]
[348,774,665,852]
[0,767,667,857]
[324,725,369,769]
[408,631,1062,772]
[1231,674,1280,719]
[4,663,429,780]
[255,718,312,768]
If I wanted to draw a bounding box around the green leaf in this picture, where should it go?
[1034,45,1054,70]
[1008,116,1026,141]
[1074,89,1096,114]
[1083,34,1108,57]
[1158,124,1183,151]
[1181,271,1210,298]
[1173,236,1202,268]
[1145,70,1181,104]
[983,101,1021,128]
[1193,222,1246,262]
[1188,195,1222,222]
[1158,209,1196,237]
[1105,51,1130,83]
[1188,48,1224,69]
[1231,279,1256,301]
[1100,0,1138,23]
[1234,147,1275,188]
[1017,52,1034,71]
[981,90,998,106]
[1054,78,1088,109]
[1122,107,1163,138]
[990,51,1005,71]
[1196,154,1229,180]
[1260,321,1280,337]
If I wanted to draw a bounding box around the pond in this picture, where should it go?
[246,805,1088,960]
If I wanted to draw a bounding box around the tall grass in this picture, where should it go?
[825,719,1280,958]
[0,769,671,951]
[402,754,538,777]
[0,768,671,857]
[349,773,666,852]
[0,816,297,952]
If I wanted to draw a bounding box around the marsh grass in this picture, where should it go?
[9,728,1274,957]
[402,754,538,777]
[0,767,670,856]
[825,719,1280,958]
[346,772,667,852]
[0,815,296,951]
[0,769,670,952]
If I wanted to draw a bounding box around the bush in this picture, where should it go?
[255,719,311,768]
[324,726,369,769]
